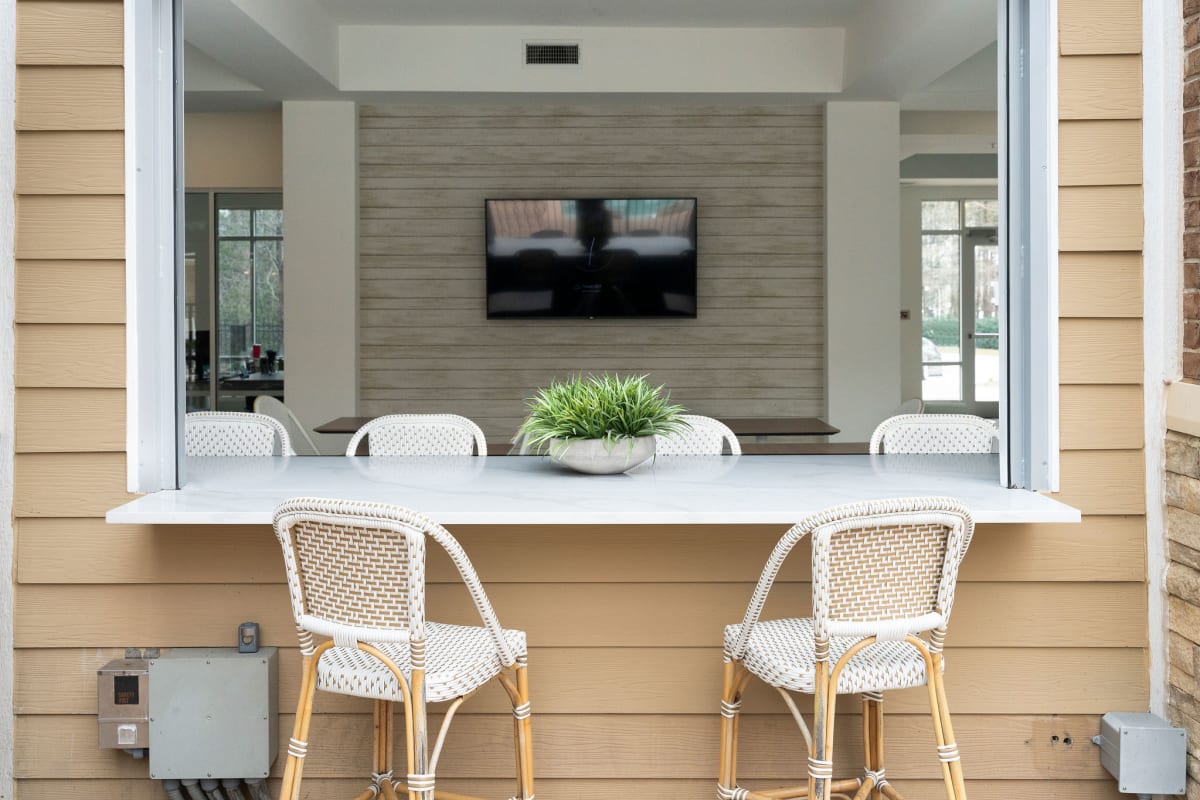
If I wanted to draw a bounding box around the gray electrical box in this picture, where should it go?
[1093,711,1187,795]
[148,648,278,780]
[97,658,150,750]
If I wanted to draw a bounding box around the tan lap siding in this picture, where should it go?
[1051,8,1149,800]
[8,1,1148,799]
[12,1,131,797]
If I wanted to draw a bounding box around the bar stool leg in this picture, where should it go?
[810,660,836,800]
[859,691,885,800]
[718,661,751,800]
[511,658,535,800]
[930,654,967,800]
[280,650,321,800]
[408,659,433,800]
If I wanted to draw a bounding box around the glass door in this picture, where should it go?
[920,199,999,416]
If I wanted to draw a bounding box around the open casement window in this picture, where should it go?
[125,0,1060,492]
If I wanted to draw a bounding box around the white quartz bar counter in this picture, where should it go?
[106,454,1080,526]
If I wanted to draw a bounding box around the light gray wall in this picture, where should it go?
[825,102,901,441]
[357,103,825,438]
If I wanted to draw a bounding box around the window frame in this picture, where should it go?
[125,0,1062,492]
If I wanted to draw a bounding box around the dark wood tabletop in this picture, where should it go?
[315,415,839,437]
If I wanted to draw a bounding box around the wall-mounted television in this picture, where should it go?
[485,198,698,319]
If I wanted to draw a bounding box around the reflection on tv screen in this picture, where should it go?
[485,199,698,319]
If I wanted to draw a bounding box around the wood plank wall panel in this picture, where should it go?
[8,3,1151,800]
[357,104,826,438]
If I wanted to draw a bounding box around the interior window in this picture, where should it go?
[184,192,284,413]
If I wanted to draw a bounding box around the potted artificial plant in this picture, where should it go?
[517,374,689,474]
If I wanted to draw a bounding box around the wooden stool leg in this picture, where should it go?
[930,656,967,800]
[511,657,535,800]
[717,661,746,799]
[810,660,836,800]
[860,691,885,800]
[280,650,321,800]
[408,656,433,800]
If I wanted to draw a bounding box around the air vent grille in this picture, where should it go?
[525,43,580,66]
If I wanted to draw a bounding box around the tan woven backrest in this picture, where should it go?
[346,414,487,457]
[809,498,973,640]
[869,414,996,454]
[272,498,518,663]
[274,499,427,645]
[185,411,293,456]
[655,414,742,456]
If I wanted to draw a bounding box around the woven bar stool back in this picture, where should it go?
[719,497,975,800]
[273,498,534,800]
[184,411,293,456]
[346,413,488,457]
[869,413,997,454]
[655,414,742,456]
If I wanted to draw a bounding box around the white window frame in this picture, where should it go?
[126,0,182,491]
[124,0,1062,492]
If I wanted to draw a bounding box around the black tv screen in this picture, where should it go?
[485,198,698,319]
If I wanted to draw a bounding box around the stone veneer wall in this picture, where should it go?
[1168,434,1200,799]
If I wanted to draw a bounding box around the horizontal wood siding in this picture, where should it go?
[6,2,1150,799]
[357,104,826,437]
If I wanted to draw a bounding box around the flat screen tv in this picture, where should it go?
[485,198,698,319]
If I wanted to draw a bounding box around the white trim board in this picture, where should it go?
[1146,0,1183,720]
[0,0,18,795]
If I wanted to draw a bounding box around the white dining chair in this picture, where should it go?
[184,411,294,456]
[718,497,975,800]
[869,414,997,455]
[654,414,742,456]
[253,396,321,456]
[346,414,488,456]
[273,497,534,800]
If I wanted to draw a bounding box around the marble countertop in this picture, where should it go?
[106,454,1080,526]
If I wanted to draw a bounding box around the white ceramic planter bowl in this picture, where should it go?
[549,437,655,474]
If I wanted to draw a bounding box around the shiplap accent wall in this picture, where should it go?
[357,103,824,436]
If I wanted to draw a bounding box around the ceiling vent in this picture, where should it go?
[525,42,580,66]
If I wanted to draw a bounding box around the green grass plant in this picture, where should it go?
[517,374,689,452]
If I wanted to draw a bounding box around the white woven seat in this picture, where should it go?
[317,623,527,703]
[655,414,742,456]
[724,618,940,695]
[717,497,975,800]
[185,411,293,456]
[274,498,533,800]
[869,413,997,454]
[346,413,487,456]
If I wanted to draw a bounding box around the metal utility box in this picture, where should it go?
[97,658,150,750]
[1094,711,1187,795]
[148,648,278,780]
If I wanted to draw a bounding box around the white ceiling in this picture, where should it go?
[184,0,997,113]
[312,0,868,27]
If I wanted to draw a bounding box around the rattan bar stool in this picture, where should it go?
[346,414,488,456]
[717,497,975,800]
[273,498,534,800]
[869,414,996,455]
[656,414,742,456]
[184,411,294,456]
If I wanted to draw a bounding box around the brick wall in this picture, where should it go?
[1186,1,1200,377]
[1167,432,1200,796]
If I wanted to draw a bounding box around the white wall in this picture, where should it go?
[825,102,901,441]
[282,101,357,454]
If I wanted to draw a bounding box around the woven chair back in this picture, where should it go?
[185,411,293,456]
[346,414,487,457]
[809,498,973,641]
[869,414,996,454]
[655,414,742,456]
[273,498,517,661]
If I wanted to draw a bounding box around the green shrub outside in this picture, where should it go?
[922,318,999,350]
